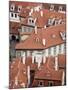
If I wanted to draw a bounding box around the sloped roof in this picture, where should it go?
[9,22,20,34]
[34,56,63,81]
[15,24,66,50]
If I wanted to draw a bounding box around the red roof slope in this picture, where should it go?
[15,24,66,50]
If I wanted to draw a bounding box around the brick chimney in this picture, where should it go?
[40,11,43,17]
[55,56,58,71]
[27,66,30,86]
[34,26,37,34]
[32,56,35,63]
[42,39,46,46]
[29,8,33,16]
[22,56,26,64]
[62,71,65,85]
[43,56,46,64]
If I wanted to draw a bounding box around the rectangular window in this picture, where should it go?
[15,14,17,18]
[16,51,21,57]
[38,81,44,86]
[59,45,62,54]
[54,46,56,55]
[48,81,54,86]
[11,13,13,17]
[48,48,51,55]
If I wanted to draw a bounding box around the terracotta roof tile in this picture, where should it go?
[15,24,66,50]
[9,22,20,34]
[58,54,66,68]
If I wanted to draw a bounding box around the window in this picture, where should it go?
[11,13,13,17]
[32,20,34,23]
[54,46,56,55]
[19,8,20,11]
[48,48,51,55]
[38,81,44,86]
[59,6,63,11]
[48,81,54,86]
[29,19,31,22]
[15,14,17,18]
[16,51,21,57]
[11,7,13,10]
[59,45,62,53]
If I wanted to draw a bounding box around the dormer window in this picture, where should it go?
[18,6,22,12]
[58,6,63,12]
[11,13,13,17]
[50,5,54,11]
[28,18,35,26]
[10,4,15,11]
[15,13,17,18]
[60,32,66,41]
[32,20,34,23]
[29,19,31,23]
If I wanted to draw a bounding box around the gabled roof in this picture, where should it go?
[15,24,66,50]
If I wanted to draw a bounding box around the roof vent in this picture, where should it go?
[42,39,46,46]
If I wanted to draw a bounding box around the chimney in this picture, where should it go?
[43,56,46,64]
[38,62,41,68]
[34,26,37,34]
[22,56,26,64]
[29,8,33,16]
[55,56,58,71]
[44,25,46,29]
[42,39,46,46]
[32,56,35,63]
[34,18,37,23]
[62,71,65,85]
[27,66,30,86]
[40,11,43,17]
[15,76,18,86]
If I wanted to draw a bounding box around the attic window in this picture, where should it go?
[11,13,13,17]
[19,8,21,11]
[32,20,34,23]
[36,38,39,43]
[60,32,66,41]
[11,7,13,10]
[38,81,44,86]
[15,14,17,18]
[59,6,63,11]
[48,81,54,86]
[29,19,31,22]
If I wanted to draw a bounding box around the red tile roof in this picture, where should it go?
[9,22,20,34]
[9,58,27,88]
[9,1,42,8]
[19,8,31,18]
[15,24,66,50]
[58,54,66,68]
[20,9,65,28]
[34,56,63,81]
